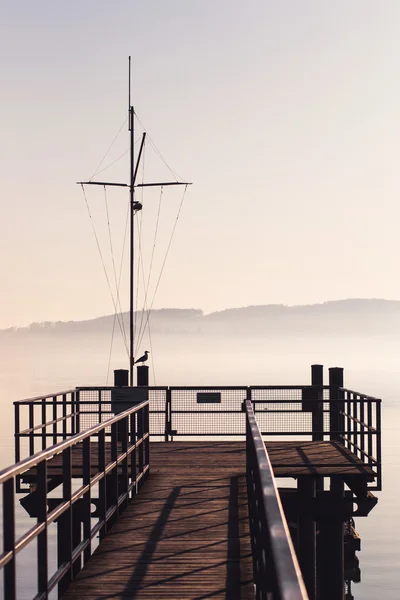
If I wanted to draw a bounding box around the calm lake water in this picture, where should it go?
[0,332,398,598]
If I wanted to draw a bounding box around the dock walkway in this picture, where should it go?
[62,443,254,599]
[59,439,374,599]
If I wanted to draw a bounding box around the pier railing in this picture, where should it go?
[2,399,150,599]
[245,398,309,599]
[14,384,382,489]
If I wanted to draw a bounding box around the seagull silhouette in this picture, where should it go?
[134,350,150,365]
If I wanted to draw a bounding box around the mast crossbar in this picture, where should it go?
[135,182,191,187]
[77,181,129,187]
[77,181,191,188]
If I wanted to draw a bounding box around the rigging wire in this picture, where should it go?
[104,186,129,383]
[80,184,129,358]
[94,148,130,178]
[136,184,188,352]
[135,185,162,355]
[134,210,143,348]
[146,186,163,303]
[89,117,128,181]
[134,145,147,352]
[136,226,157,384]
[133,142,146,349]
[106,200,130,384]
[134,111,184,182]
[106,316,116,385]
[104,186,127,343]
[118,200,130,333]
[91,137,143,180]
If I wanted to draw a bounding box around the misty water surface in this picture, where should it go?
[0,330,398,599]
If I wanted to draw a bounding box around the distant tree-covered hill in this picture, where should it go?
[2,299,400,337]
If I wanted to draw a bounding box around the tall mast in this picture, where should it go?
[129,57,135,385]
[78,58,191,387]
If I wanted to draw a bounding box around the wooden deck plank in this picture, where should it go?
[22,439,375,482]
[57,441,376,599]
[61,443,253,599]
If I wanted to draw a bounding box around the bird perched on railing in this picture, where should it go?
[134,350,150,365]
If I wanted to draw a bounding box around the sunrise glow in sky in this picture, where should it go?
[1,1,400,328]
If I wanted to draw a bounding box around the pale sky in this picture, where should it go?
[1,1,400,328]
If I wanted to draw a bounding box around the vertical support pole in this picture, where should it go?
[114,369,129,387]
[311,364,324,442]
[37,460,48,595]
[329,367,344,441]
[52,396,57,445]
[3,478,16,600]
[75,389,81,434]
[98,389,102,425]
[29,403,34,456]
[129,99,135,387]
[114,370,129,441]
[164,389,170,442]
[137,365,149,386]
[138,407,144,491]
[297,477,316,600]
[107,421,119,526]
[71,391,76,436]
[376,399,382,490]
[367,400,373,469]
[82,436,91,564]
[130,412,137,496]
[119,415,129,510]
[98,429,107,540]
[311,364,324,493]
[144,403,150,481]
[360,396,365,460]
[318,477,345,600]
[41,398,46,450]
[58,447,72,596]
[72,504,82,579]
[14,403,20,464]
[62,394,67,440]
[353,393,358,457]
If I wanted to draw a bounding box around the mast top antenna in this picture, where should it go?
[128,56,131,111]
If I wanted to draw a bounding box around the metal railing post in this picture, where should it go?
[329,367,344,442]
[3,478,16,599]
[14,404,20,464]
[165,388,172,442]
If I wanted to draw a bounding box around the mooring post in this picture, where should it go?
[318,367,345,600]
[114,369,129,387]
[311,364,324,442]
[137,365,149,386]
[114,369,129,442]
[311,365,324,496]
[297,476,317,600]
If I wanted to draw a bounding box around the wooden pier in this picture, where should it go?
[2,368,382,600]
[21,440,374,599]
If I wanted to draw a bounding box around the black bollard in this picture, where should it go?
[311,364,324,442]
[137,365,149,387]
[114,369,129,387]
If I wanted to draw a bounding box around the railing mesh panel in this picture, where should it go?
[170,388,247,436]
[78,388,167,438]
